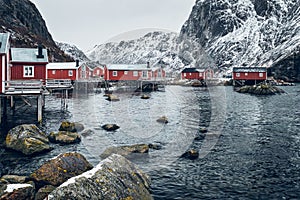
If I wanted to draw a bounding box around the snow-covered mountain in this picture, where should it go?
[86,32,184,72]
[86,0,300,81]
[181,0,300,81]
[56,42,90,62]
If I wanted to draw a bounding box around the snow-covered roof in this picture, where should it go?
[233,67,267,73]
[182,68,206,73]
[106,64,150,71]
[0,33,10,54]
[47,62,79,69]
[11,48,48,63]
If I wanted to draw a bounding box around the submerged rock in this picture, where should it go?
[5,124,51,155]
[236,84,285,95]
[181,149,199,160]
[30,152,93,187]
[156,116,168,124]
[0,182,35,200]
[59,121,84,132]
[47,154,153,200]
[48,131,81,144]
[106,94,120,101]
[141,94,151,99]
[102,124,120,131]
[100,144,149,159]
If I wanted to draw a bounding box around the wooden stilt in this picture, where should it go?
[10,96,15,110]
[65,89,68,109]
[37,95,42,123]
[0,97,2,124]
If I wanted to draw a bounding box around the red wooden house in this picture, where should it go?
[104,64,153,81]
[152,66,166,80]
[10,46,48,81]
[0,33,10,93]
[77,63,91,80]
[181,68,205,80]
[47,62,78,81]
[232,67,267,86]
[92,66,104,78]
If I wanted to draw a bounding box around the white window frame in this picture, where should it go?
[133,71,138,77]
[68,70,73,77]
[199,73,203,77]
[142,71,148,78]
[158,70,162,77]
[24,66,34,77]
[259,72,264,78]
[113,71,118,77]
[124,71,128,75]
[184,73,186,77]
[236,73,240,77]
[96,70,100,75]
[52,70,56,75]
[245,72,248,76]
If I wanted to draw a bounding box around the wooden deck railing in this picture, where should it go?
[45,79,73,89]
[4,80,43,94]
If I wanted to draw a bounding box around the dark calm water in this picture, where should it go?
[0,84,300,199]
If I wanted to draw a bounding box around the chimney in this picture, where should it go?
[37,44,44,59]
[76,60,79,67]
[147,61,150,68]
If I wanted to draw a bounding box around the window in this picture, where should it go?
[199,73,203,77]
[24,66,34,77]
[259,73,264,78]
[96,70,100,75]
[236,73,240,77]
[124,71,128,75]
[113,71,118,76]
[245,72,248,76]
[52,70,56,75]
[189,73,192,75]
[142,71,148,78]
[69,70,73,76]
[133,71,138,77]
[184,73,186,77]
[158,70,162,77]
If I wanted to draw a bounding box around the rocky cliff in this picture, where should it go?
[180,0,300,81]
[0,0,73,62]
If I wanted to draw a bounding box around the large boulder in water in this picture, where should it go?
[0,182,35,200]
[59,121,84,132]
[102,124,120,131]
[5,124,51,155]
[48,131,81,144]
[47,154,153,200]
[100,144,149,159]
[30,152,93,187]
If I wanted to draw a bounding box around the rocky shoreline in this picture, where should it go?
[0,120,205,199]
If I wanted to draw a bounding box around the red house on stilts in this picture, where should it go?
[232,67,267,86]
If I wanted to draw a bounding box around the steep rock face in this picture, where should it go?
[57,42,90,62]
[0,0,73,62]
[180,0,300,81]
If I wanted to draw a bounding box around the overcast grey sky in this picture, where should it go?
[29,0,196,51]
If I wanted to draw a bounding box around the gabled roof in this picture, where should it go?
[47,62,79,69]
[11,48,48,63]
[0,33,10,54]
[182,68,206,73]
[233,67,267,73]
[106,64,150,71]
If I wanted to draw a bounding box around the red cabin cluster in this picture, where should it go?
[104,64,166,81]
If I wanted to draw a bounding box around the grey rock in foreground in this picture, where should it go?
[5,124,51,155]
[48,154,153,200]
